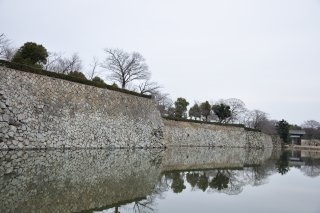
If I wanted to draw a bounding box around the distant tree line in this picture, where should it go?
[160,95,320,144]
[161,97,271,128]
[301,120,320,140]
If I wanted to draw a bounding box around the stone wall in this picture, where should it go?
[163,119,273,148]
[0,67,275,149]
[302,139,320,147]
[0,67,164,149]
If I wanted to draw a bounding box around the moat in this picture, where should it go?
[1,147,320,213]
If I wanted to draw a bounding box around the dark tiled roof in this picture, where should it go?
[289,130,306,135]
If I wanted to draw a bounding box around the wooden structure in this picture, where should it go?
[289,130,306,145]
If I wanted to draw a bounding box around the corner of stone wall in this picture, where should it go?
[245,131,273,149]
[270,135,282,148]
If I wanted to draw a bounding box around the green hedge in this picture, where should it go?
[163,116,244,127]
[163,116,261,132]
[0,59,152,99]
[244,127,261,132]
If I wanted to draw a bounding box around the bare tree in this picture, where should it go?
[61,53,82,74]
[243,109,268,130]
[0,33,16,60]
[220,98,246,124]
[136,80,161,95]
[260,119,278,135]
[152,91,173,116]
[88,56,99,80]
[1,45,16,61]
[302,120,320,139]
[302,120,320,129]
[47,53,82,74]
[101,49,150,88]
[44,52,62,71]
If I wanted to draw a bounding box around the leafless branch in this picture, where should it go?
[137,81,161,95]
[0,34,16,60]
[243,109,268,130]
[47,53,82,74]
[44,52,63,71]
[101,49,150,88]
[88,56,99,80]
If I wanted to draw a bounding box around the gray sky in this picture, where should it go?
[1,0,320,125]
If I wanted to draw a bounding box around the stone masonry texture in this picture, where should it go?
[0,67,164,149]
[0,67,276,149]
[163,119,275,148]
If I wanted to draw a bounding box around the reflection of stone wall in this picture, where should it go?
[270,135,282,147]
[0,147,279,213]
[163,120,273,148]
[162,147,273,171]
[0,67,164,149]
[301,150,320,159]
[301,139,320,147]
[0,149,163,213]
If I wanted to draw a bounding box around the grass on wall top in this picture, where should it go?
[163,116,261,132]
[0,59,152,99]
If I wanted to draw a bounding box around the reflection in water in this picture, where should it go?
[209,171,229,190]
[277,151,290,175]
[0,148,320,213]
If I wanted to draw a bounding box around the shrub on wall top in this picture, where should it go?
[0,59,151,99]
[162,116,255,129]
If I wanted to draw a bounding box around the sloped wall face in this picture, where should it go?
[0,67,164,149]
[163,120,273,148]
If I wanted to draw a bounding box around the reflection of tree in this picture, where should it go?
[165,172,186,193]
[251,165,269,186]
[209,171,229,191]
[301,158,320,177]
[186,172,199,188]
[185,172,210,192]
[133,196,155,213]
[197,174,209,192]
[277,151,290,175]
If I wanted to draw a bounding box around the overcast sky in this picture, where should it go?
[1,0,319,125]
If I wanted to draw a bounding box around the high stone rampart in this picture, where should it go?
[0,67,275,149]
[163,119,274,148]
[0,67,164,149]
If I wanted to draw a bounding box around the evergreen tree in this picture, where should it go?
[200,101,211,121]
[12,42,48,68]
[189,103,201,120]
[174,97,189,118]
[212,103,231,123]
[68,71,87,80]
[276,119,290,143]
[92,76,107,85]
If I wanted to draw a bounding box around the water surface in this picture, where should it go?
[0,148,319,213]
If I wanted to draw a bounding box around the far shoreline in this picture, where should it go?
[284,145,320,151]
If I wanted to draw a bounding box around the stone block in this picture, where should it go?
[0,102,6,109]
[2,114,9,122]
[17,142,24,149]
